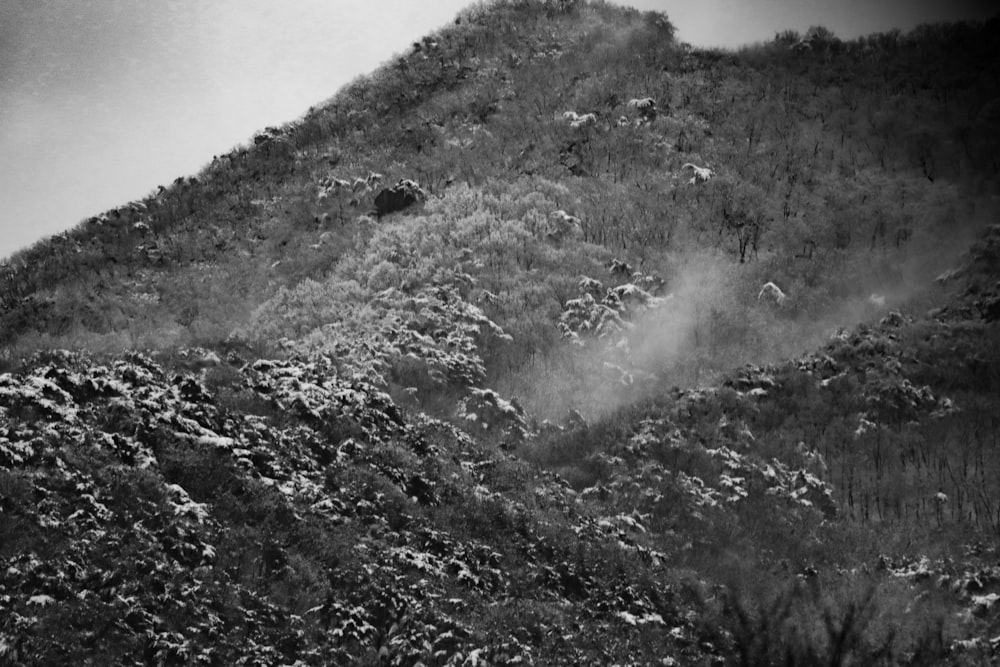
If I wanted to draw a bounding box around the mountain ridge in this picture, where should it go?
[2,0,1000,663]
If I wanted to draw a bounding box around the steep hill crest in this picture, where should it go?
[2,1,1000,663]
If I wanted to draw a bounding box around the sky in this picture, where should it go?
[1,0,995,261]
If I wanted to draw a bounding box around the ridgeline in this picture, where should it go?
[2,1,999,663]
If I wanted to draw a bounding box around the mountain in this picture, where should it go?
[2,0,1000,664]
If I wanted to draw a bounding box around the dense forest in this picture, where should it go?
[2,0,999,663]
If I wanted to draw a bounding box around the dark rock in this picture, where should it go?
[373,179,426,218]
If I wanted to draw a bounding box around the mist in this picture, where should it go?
[514,191,993,424]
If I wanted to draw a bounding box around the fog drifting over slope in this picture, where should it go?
[517,189,993,422]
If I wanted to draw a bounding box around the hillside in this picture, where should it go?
[2,0,1000,664]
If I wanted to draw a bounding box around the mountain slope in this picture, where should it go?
[2,0,1000,663]
[3,230,998,664]
[2,1,996,372]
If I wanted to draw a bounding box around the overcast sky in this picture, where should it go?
[1,0,995,261]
